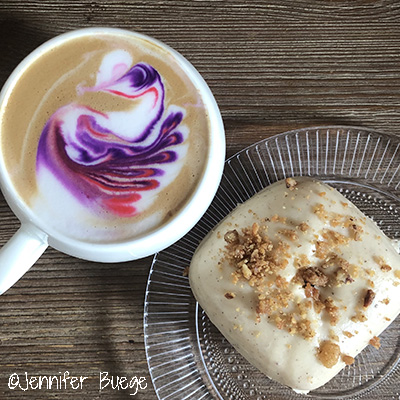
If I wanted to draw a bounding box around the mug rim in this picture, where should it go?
[0,27,225,262]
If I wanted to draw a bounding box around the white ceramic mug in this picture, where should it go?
[0,28,225,294]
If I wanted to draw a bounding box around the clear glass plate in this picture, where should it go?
[144,126,400,400]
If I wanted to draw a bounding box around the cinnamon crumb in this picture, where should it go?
[301,267,329,287]
[297,222,310,232]
[270,214,287,224]
[351,312,367,323]
[285,177,297,191]
[231,271,240,285]
[374,256,392,273]
[365,268,375,277]
[325,255,354,275]
[224,229,240,244]
[313,203,328,220]
[381,264,392,272]
[343,331,353,338]
[317,340,340,368]
[275,275,289,289]
[329,329,339,342]
[329,216,342,227]
[367,279,375,288]
[278,229,298,241]
[293,254,311,269]
[369,336,381,349]
[241,264,252,280]
[252,222,259,236]
[350,223,363,241]
[304,282,320,301]
[313,299,326,314]
[342,354,355,365]
[324,297,339,326]
[334,267,354,286]
[314,230,350,259]
[224,291,236,299]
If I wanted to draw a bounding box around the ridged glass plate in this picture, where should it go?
[144,127,400,400]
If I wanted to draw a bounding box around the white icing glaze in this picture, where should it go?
[189,177,400,392]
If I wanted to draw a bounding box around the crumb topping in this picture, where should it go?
[314,229,350,259]
[221,212,364,339]
[216,178,394,365]
[285,177,298,191]
[369,336,381,349]
[350,223,363,241]
[301,267,329,287]
[224,229,240,244]
[279,229,299,241]
[294,254,311,269]
[329,329,339,342]
[381,264,392,272]
[222,221,319,340]
[297,222,310,232]
[342,354,355,365]
[313,203,329,221]
[351,311,367,323]
[317,340,340,368]
[334,265,355,286]
[374,256,393,273]
[324,297,339,326]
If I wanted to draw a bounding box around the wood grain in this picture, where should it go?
[0,1,399,398]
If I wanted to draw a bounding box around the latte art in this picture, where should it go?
[36,50,188,217]
[1,32,210,243]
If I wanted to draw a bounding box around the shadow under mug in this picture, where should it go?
[0,27,225,294]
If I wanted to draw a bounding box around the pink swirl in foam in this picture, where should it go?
[36,51,187,217]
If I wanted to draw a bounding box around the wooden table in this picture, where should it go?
[0,1,399,399]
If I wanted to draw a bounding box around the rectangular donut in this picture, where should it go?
[189,177,400,393]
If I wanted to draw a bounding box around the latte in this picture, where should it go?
[0,30,210,243]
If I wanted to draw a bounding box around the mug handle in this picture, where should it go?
[0,223,48,294]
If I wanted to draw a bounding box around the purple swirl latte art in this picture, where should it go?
[35,50,188,227]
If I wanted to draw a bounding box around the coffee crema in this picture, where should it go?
[0,32,209,243]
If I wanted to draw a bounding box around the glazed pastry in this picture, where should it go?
[189,177,400,393]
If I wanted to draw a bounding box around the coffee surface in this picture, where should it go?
[0,32,209,242]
